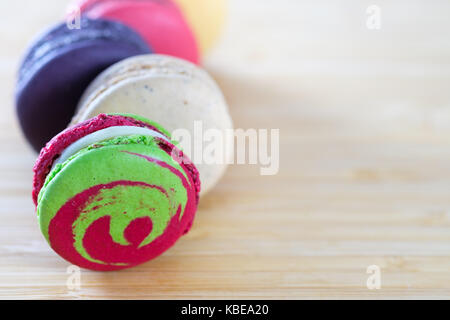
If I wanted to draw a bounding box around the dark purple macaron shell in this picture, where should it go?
[16,17,152,152]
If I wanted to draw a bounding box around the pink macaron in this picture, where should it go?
[73,0,200,64]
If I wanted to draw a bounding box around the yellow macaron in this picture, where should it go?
[175,0,227,54]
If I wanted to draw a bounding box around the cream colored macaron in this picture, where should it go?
[73,54,233,195]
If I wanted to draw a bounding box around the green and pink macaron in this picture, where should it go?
[33,113,200,271]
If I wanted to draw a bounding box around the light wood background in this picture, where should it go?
[0,0,449,299]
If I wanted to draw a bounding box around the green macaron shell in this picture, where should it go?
[111,113,172,138]
[37,135,190,265]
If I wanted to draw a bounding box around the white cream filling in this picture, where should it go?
[52,126,169,170]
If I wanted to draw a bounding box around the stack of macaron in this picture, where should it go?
[16,0,233,271]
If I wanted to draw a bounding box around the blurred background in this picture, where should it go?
[0,0,449,299]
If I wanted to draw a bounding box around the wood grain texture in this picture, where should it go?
[0,0,449,299]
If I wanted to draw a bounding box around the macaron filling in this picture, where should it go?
[32,113,174,205]
[51,125,170,170]
[38,133,183,205]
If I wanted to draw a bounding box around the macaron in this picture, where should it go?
[175,0,227,53]
[16,17,151,152]
[72,54,233,195]
[33,113,200,271]
[74,0,199,64]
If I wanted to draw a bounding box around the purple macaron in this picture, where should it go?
[15,17,152,152]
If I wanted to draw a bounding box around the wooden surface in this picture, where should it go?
[1,0,450,299]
